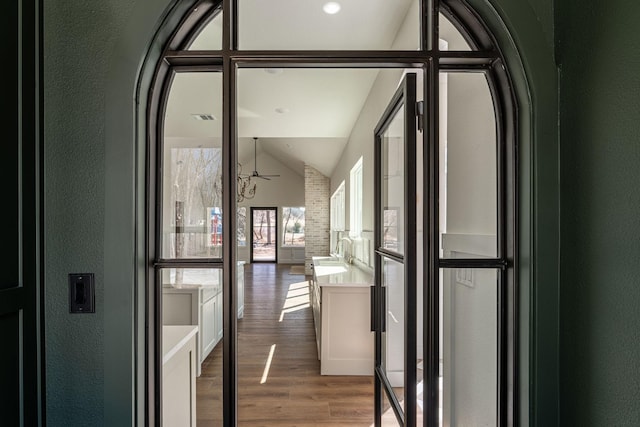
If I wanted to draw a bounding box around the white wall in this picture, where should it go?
[329,0,421,270]
[444,73,497,242]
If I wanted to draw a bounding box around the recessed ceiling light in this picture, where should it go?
[264,68,284,75]
[275,107,290,114]
[323,2,341,14]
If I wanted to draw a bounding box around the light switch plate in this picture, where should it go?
[69,273,95,313]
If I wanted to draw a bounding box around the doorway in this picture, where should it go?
[146,1,519,426]
[250,207,277,263]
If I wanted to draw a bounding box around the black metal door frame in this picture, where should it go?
[373,72,418,426]
[250,207,278,263]
[146,1,519,425]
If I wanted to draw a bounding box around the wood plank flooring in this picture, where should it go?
[196,263,375,426]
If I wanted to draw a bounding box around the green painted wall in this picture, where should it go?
[468,1,559,424]
[557,1,640,425]
[44,1,137,425]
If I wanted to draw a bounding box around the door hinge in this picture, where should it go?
[416,100,424,133]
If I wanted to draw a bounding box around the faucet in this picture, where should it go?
[335,236,354,264]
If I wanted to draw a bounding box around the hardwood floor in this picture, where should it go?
[196,263,375,426]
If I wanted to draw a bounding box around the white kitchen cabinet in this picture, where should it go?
[163,325,198,427]
[311,257,374,375]
[309,274,322,359]
[200,290,218,362]
[163,263,245,375]
[163,285,221,376]
[214,290,223,343]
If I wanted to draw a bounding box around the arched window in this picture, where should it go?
[148,1,517,425]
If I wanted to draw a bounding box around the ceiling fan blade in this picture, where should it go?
[251,138,280,180]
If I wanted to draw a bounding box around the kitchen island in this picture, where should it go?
[311,256,374,375]
[162,261,245,375]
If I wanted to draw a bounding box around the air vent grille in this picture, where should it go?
[191,113,217,121]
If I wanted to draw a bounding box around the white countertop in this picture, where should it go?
[162,261,245,289]
[312,256,373,287]
[163,325,198,365]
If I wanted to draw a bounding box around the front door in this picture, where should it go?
[250,207,278,263]
[373,73,419,426]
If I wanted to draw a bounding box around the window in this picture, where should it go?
[349,157,363,238]
[330,181,345,232]
[282,207,305,247]
[237,207,247,246]
[330,181,346,252]
[383,207,399,250]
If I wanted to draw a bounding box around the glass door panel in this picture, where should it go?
[159,267,224,426]
[374,72,417,426]
[238,0,419,51]
[381,389,403,426]
[186,10,222,50]
[382,107,405,255]
[161,71,223,259]
[250,207,277,262]
[382,257,405,409]
[438,72,498,259]
[441,268,499,426]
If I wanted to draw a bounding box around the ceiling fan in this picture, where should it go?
[242,137,280,180]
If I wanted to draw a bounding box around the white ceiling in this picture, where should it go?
[165,1,470,177]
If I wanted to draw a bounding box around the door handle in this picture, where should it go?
[370,285,375,332]
[381,286,386,333]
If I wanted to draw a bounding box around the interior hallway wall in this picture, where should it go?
[43,0,138,424]
[557,1,640,425]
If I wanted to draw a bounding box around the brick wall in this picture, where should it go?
[304,165,330,275]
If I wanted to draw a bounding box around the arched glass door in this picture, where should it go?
[148,2,519,426]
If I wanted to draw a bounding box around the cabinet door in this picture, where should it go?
[201,297,216,362]
[215,291,224,343]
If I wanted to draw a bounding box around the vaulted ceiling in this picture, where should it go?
[163,0,469,177]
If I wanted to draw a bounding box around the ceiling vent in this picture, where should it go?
[191,113,217,121]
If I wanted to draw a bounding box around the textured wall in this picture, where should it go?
[557,1,640,425]
[44,0,136,425]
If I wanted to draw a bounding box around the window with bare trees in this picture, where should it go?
[282,207,305,247]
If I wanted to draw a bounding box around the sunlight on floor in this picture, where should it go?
[260,344,277,384]
[259,281,312,384]
[370,377,443,425]
[278,280,310,322]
